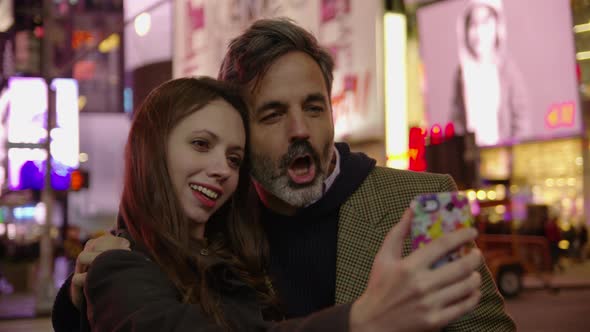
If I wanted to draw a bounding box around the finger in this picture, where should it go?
[408,228,478,269]
[434,289,481,327]
[71,272,87,288]
[93,236,131,251]
[77,251,103,267]
[378,209,413,262]
[426,272,481,309]
[84,238,96,250]
[427,249,482,288]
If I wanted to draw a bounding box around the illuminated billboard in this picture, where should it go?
[6,77,79,190]
[417,0,580,147]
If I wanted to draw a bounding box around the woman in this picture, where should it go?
[82,77,278,331]
[451,0,529,146]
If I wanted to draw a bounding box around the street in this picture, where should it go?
[1,288,590,331]
[506,288,590,332]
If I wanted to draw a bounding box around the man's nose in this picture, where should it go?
[288,111,311,142]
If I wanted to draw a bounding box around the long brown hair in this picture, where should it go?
[119,77,274,328]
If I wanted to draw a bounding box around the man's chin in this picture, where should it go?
[276,180,323,207]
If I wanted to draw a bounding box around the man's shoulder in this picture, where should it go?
[344,167,457,210]
[366,167,452,188]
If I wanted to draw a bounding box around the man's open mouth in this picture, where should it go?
[287,154,317,185]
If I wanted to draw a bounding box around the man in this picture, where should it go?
[53,18,515,331]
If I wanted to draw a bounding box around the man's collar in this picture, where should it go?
[304,146,341,207]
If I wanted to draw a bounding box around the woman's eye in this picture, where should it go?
[228,156,242,169]
[192,139,210,150]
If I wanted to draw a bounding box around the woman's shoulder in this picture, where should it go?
[86,249,165,286]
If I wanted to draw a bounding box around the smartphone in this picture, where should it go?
[410,191,474,268]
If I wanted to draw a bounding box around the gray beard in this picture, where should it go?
[250,154,325,208]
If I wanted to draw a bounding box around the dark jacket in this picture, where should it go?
[80,245,350,332]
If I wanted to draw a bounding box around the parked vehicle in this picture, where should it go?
[476,234,552,298]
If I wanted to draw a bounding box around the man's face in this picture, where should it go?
[246,51,335,209]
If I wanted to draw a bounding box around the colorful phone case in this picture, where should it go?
[410,192,474,268]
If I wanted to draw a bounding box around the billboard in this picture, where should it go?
[5,77,79,191]
[417,0,580,147]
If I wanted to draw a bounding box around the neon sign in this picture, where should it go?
[545,102,576,129]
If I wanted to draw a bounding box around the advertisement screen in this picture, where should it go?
[417,0,580,147]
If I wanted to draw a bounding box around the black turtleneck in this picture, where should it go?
[261,143,376,319]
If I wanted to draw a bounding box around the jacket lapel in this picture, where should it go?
[334,168,414,304]
[335,170,387,304]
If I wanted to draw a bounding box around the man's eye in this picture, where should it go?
[307,105,324,113]
[262,112,281,122]
[192,139,209,150]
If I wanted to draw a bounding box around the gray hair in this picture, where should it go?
[218,18,335,96]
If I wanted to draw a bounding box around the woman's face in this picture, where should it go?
[467,6,498,60]
[166,99,246,234]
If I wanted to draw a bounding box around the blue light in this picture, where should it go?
[124,87,133,113]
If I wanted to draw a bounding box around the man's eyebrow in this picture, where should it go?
[304,93,328,104]
[255,101,287,115]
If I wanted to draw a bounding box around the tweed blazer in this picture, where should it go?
[334,166,516,331]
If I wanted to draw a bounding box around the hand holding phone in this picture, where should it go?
[410,191,474,268]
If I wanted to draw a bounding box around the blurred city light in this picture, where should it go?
[577,51,590,61]
[476,190,487,200]
[487,191,497,200]
[384,12,408,169]
[574,21,590,33]
[134,12,151,37]
[78,95,87,111]
[98,33,120,53]
[34,202,46,225]
[558,240,570,250]
[79,153,88,163]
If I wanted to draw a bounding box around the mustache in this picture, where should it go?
[278,140,321,172]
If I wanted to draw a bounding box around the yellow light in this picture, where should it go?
[134,12,151,37]
[384,12,408,169]
[98,33,120,53]
[495,185,506,200]
[79,153,88,163]
[567,178,576,186]
[574,22,590,34]
[576,157,583,166]
[487,191,497,200]
[467,190,477,201]
[495,205,506,214]
[577,51,590,61]
[545,178,555,187]
[558,240,570,250]
[556,178,565,187]
[489,215,501,224]
[510,185,519,194]
[560,222,571,232]
[476,190,487,200]
[78,96,87,111]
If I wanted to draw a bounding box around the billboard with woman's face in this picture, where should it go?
[417,0,580,147]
